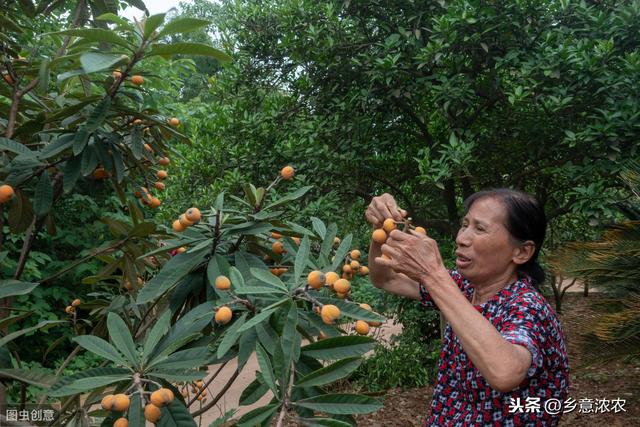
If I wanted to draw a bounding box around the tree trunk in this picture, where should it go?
[442,178,459,240]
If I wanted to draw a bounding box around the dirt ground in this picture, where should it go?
[353,293,640,427]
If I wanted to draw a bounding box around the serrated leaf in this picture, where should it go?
[296,357,362,387]
[281,301,299,373]
[264,186,313,210]
[147,42,232,62]
[72,127,89,155]
[255,344,278,396]
[155,397,197,427]
[33,170,52,218]
[250,268,288,293]
[0,369,56,388]
[311,217,326,240]
[50,28,131,49]
[50,374,130,396]
[158,17,211,38]
[0,137,31,155]
[236,308,276,333]
[301,336,376,360]
[86,97,111,131]
[236,404,278,427]
[128,392,144,427]
[239,377,270,406]
[0,280,38,299]
[136,249,208,304]
[63,155,82,193]
[73,335,130,367]
[106,312,138,368]
[38,134,74,159]
[293,393,382,414]
[142,310,171,363]
[294,235,310,284]
[216,312,247,359]
[143,13,166,38]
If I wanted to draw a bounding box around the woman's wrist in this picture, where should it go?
[419,266,450,291]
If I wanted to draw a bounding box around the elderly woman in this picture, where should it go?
[366,189,569,426]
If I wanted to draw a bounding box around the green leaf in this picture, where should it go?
[147,43,232,62]
[156,398,197,427]
[293,394,383,414]
[106,312,139,368]
[152,302,215,357]
[72,127,89,155]
[294,235,310,284]
[239,377,270,406]
[281,301,299,372]
[143,13,166,38]
[236,308,276,333]
[250,268,288,293]
[86,97,111,131]
[0,137,31,155]
[38,134,74,159]
[50,374,130,396]
[95,13,132,28]
[49,28,131,49]
[128,392,144,427]
[137,249,208,304]
[311,217,326,240]
[142,310,171,363]
[296,357,362,387]
[149,346,211,370]
[80,52,125,74]
[158,17,211,38]
[319,223,338,261]
[49,367,129,396]
[236,404,278,427]
[255,344,278,396]
[233,286,281,295]
[63,155,82,193]
[330,234,353,271]
[0,280,38,299]
[33,170,52,218]
[0,369,56,388]
[228,266,245,289]
[0,320,67,347]
[73,335,130,367]
[264,186,313,210]
[301,336,376,360]
[216,312,247,359]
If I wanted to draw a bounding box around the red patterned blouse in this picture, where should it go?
[419,269,570,426]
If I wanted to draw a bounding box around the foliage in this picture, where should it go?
[551,160,640,361]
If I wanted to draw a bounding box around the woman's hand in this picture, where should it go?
[365,193,407,228]
[376,229,448,284]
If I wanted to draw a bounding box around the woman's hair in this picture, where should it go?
[462,188,547,286]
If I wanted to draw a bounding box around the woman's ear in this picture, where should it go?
[513,241,536,265]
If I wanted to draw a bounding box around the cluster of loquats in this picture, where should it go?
[180,380,208,402]
[371,216,427,252]
[171,207,201,233]
[123,277,144,292]
[64,298,81,315]
[101,386,175,425]
[265,231,302,276]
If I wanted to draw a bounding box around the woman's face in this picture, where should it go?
[455,197,525,285]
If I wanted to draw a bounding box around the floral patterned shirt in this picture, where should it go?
[419,269,570,426]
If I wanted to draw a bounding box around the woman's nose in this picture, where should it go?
[456,227,471,247]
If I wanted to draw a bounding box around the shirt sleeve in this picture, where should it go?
[419,268,466,311]
[499,294,545,378]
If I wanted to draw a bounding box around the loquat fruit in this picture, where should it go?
[149,197,161,209]
[185,207,201,223]
[372,229,387,244]
[65,306,75,314]
[333,279,350,294]
[156,170,168,180]
[131,75,144,86]
[320,304,340,323]
[158,156,170,166]
[355,320,370,335]
[215,275,231,290]
[215,306,232,324]
[144,143,153,153]
[342,264,352,274]
[112,70,122,79]
[271,231,281,239]
[168,117,180,127]
[154,181,165,191]
[178,214,193,227]
[336,292,347,299]
[333,237,341,246]
[150,388,174,407]
[307,271,325,290]
[415,226,427,235]
[71,299,81,307]
[272,241,285,255]
[359,266,369,276]
[133,119,142,125]
[359,303,372,311]
[382,218,396,233]
[112,394,130,411]
[350,260,360,270]
[292,236,301,245]
[350,249,361,260]
[325,271,339,285]
[280,165,295,180]
[101,394,115,410]
[172,220,186,232]
[176,247,187,254]
[144,404,161,423]
[114,418,128,427]
[93,167,108,180]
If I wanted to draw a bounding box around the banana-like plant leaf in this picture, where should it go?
[73,335,130,367]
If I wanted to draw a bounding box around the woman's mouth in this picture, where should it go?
[456,253,471,268]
